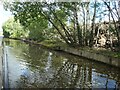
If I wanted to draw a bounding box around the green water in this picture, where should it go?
[3,39,120,88]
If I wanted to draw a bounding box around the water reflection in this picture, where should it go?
[3,39,120,89]
[45,52,52,71]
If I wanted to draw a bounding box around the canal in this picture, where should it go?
[2,38,120,88]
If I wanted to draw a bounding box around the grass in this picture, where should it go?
[40,39,68,49]
[78,46,120,58]
[93,49,120,58]
[40,40,120,58]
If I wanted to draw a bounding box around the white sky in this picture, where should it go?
[0,2,12,32]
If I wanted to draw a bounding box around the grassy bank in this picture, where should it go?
[39,39,120,59]
[7,38,120,59]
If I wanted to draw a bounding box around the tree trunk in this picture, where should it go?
[90,0,97,47]
[48,4,75,45]
[74,3,82,46]
[41,11,71,45]
[104,1,120,49]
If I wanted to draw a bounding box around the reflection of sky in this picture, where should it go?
[4,39,120,88]
[0,2,12,32]
[92,71,117,88]
[6,46,24,87]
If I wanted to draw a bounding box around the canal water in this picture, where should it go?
[3,39,120,88]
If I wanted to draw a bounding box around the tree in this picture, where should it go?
[2,17,25,38]
[102,0,120,49]
[3,1,119,49]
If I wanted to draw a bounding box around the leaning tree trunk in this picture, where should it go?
[103,1,120,49]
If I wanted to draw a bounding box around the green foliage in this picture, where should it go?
[2,17,26,38]
[3,30,10,38]
[27,18,48,41]
[3,2,49,41]
[40,39,67,48]
[4,2,77,44]
[3,1,120,48]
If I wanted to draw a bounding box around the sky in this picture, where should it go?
[0,2,12,32]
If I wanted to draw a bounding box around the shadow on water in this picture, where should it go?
[3,39,120,89]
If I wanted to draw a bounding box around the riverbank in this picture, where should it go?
[40,40,120,68]
[3,37,120,88]
[7,38,120,68]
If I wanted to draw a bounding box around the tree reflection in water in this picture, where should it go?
[16,58,120,88]
[3,39,120,88]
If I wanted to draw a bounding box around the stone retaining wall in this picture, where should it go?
[62,47,120,68]
[21,39,120,68]
[10,38,120,68]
